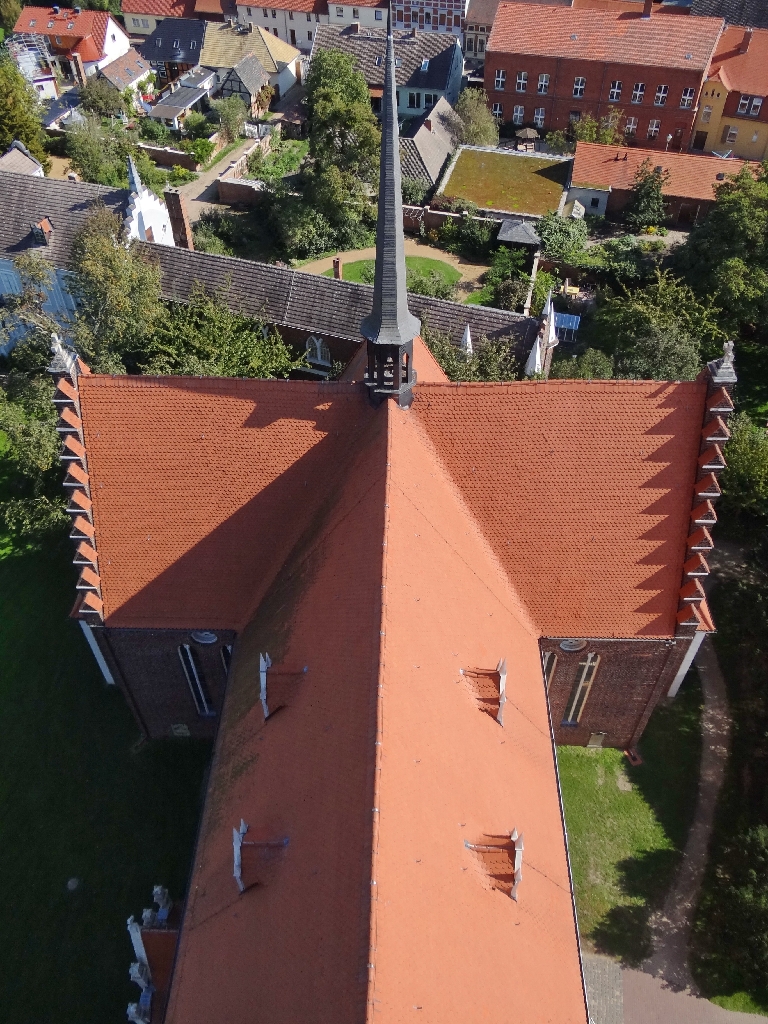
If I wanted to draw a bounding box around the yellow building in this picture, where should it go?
[692,25,768,161]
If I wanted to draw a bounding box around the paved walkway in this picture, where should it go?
[297,239,489,293]
[176,138,254,223]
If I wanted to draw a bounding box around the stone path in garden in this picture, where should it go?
[585,603,768,1023]
[176,138,254,223]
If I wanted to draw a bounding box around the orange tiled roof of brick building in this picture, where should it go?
[77,372,708,639]
[164,397,586,1024]
[707,24,768,95]
[120,0,197,20]
[571,141,756,201]
[487,1,724,70]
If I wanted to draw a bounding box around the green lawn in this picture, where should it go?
[0,452,211,1021]
[322,255,462,285]
[558,671,703,965]
[442,150,568,214]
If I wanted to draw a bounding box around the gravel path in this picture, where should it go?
[175,139,254,223]
[641,635,731,991]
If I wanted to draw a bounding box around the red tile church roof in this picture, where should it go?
[76,372,707,639]
[164,399,586,1024]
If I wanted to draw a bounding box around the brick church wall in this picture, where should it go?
[91,626,236,739]
[542,636,691,749]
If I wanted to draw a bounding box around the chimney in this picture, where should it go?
[739,27,752,53]
[411,25,417,37]
[248,20,253,30]
[642,0,652,17]
[424,117,432,132]
[333,256,342,279]
[163,188,195,250]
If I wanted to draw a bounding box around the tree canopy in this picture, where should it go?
[423,325,518,381]
[675,163,768,333]
[447,88,499,148]
[0,50,50,170]
[625,159,669,232]
[305,48,381,184]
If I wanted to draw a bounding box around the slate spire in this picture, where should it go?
[361,7,420,407]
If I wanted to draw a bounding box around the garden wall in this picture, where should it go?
[138,132,225,172]
[216,137,272,206]
[402,205,514,235]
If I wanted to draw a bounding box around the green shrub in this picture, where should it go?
[168,164,197,185]
[437,213,497,261]
[406,268,456,301]
[183,110,212,140]
[139,118,170,143]
[401,176,428,206]
[719,412,768,519]
[550,348,614,379]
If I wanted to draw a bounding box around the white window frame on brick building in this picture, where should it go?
[512,104,524,124]
[631,82,645,104]
[516,71,527,92]
[680,87,695,109]
[494,69,506,91]
[738,94,763,116]
[625,116,638,135]
[537,72,549,94]
[573,76,586,98]
[562,653,600,726]
[608,80,621,102]
[654,84,669,106]
[534,106,545,127]
[647,118,661,139]
[491,101,503,119]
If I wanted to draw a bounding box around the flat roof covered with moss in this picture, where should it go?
[442,149,570,215]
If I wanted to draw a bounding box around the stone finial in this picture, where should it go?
[708,339,737,386]
[48,333,77,377]
[461,324,473,355]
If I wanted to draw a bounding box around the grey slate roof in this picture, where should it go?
[691,0,768,25]
[0,172,129,267]
[399,139,431,184]
[139,18,206,64]
[145,244,537,347]
[0,172,536,349]
[400,96,455,184]
[221,53,270,98]
[311,24,461,91]
[497,218,541,246]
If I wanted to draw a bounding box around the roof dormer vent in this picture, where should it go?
[31,217,54,245]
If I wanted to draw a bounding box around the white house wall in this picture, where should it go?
[567,186,609,217]
[237,5,327,52]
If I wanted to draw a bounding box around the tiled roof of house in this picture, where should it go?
[74,369,707,639]
[98,47,151,89]
[0,172,129,266]
[707,24,768,96]
[163,396,586,1024]
[0,174,532,349]
[312,24,461,89]
[13,6,118,56]
[221,52,270,95]
[138,17,206,63]
[122,0,196,17]
[200,21,299,71]
[400,95,455,184]
[487,1,724,70]
[145,243,537,348]
[236,0,326,11]
[692,0,768,29]
[466,0,502,26]
[0,141,43,176]
[571,141,755,200]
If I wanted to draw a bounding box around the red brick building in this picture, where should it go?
[484,1,724,150]
[568,140,756,222]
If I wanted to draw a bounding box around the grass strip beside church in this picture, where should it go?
[558,672,703,966]
[0,438,211,1024]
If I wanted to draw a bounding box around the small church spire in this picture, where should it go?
[361,6,420,408]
